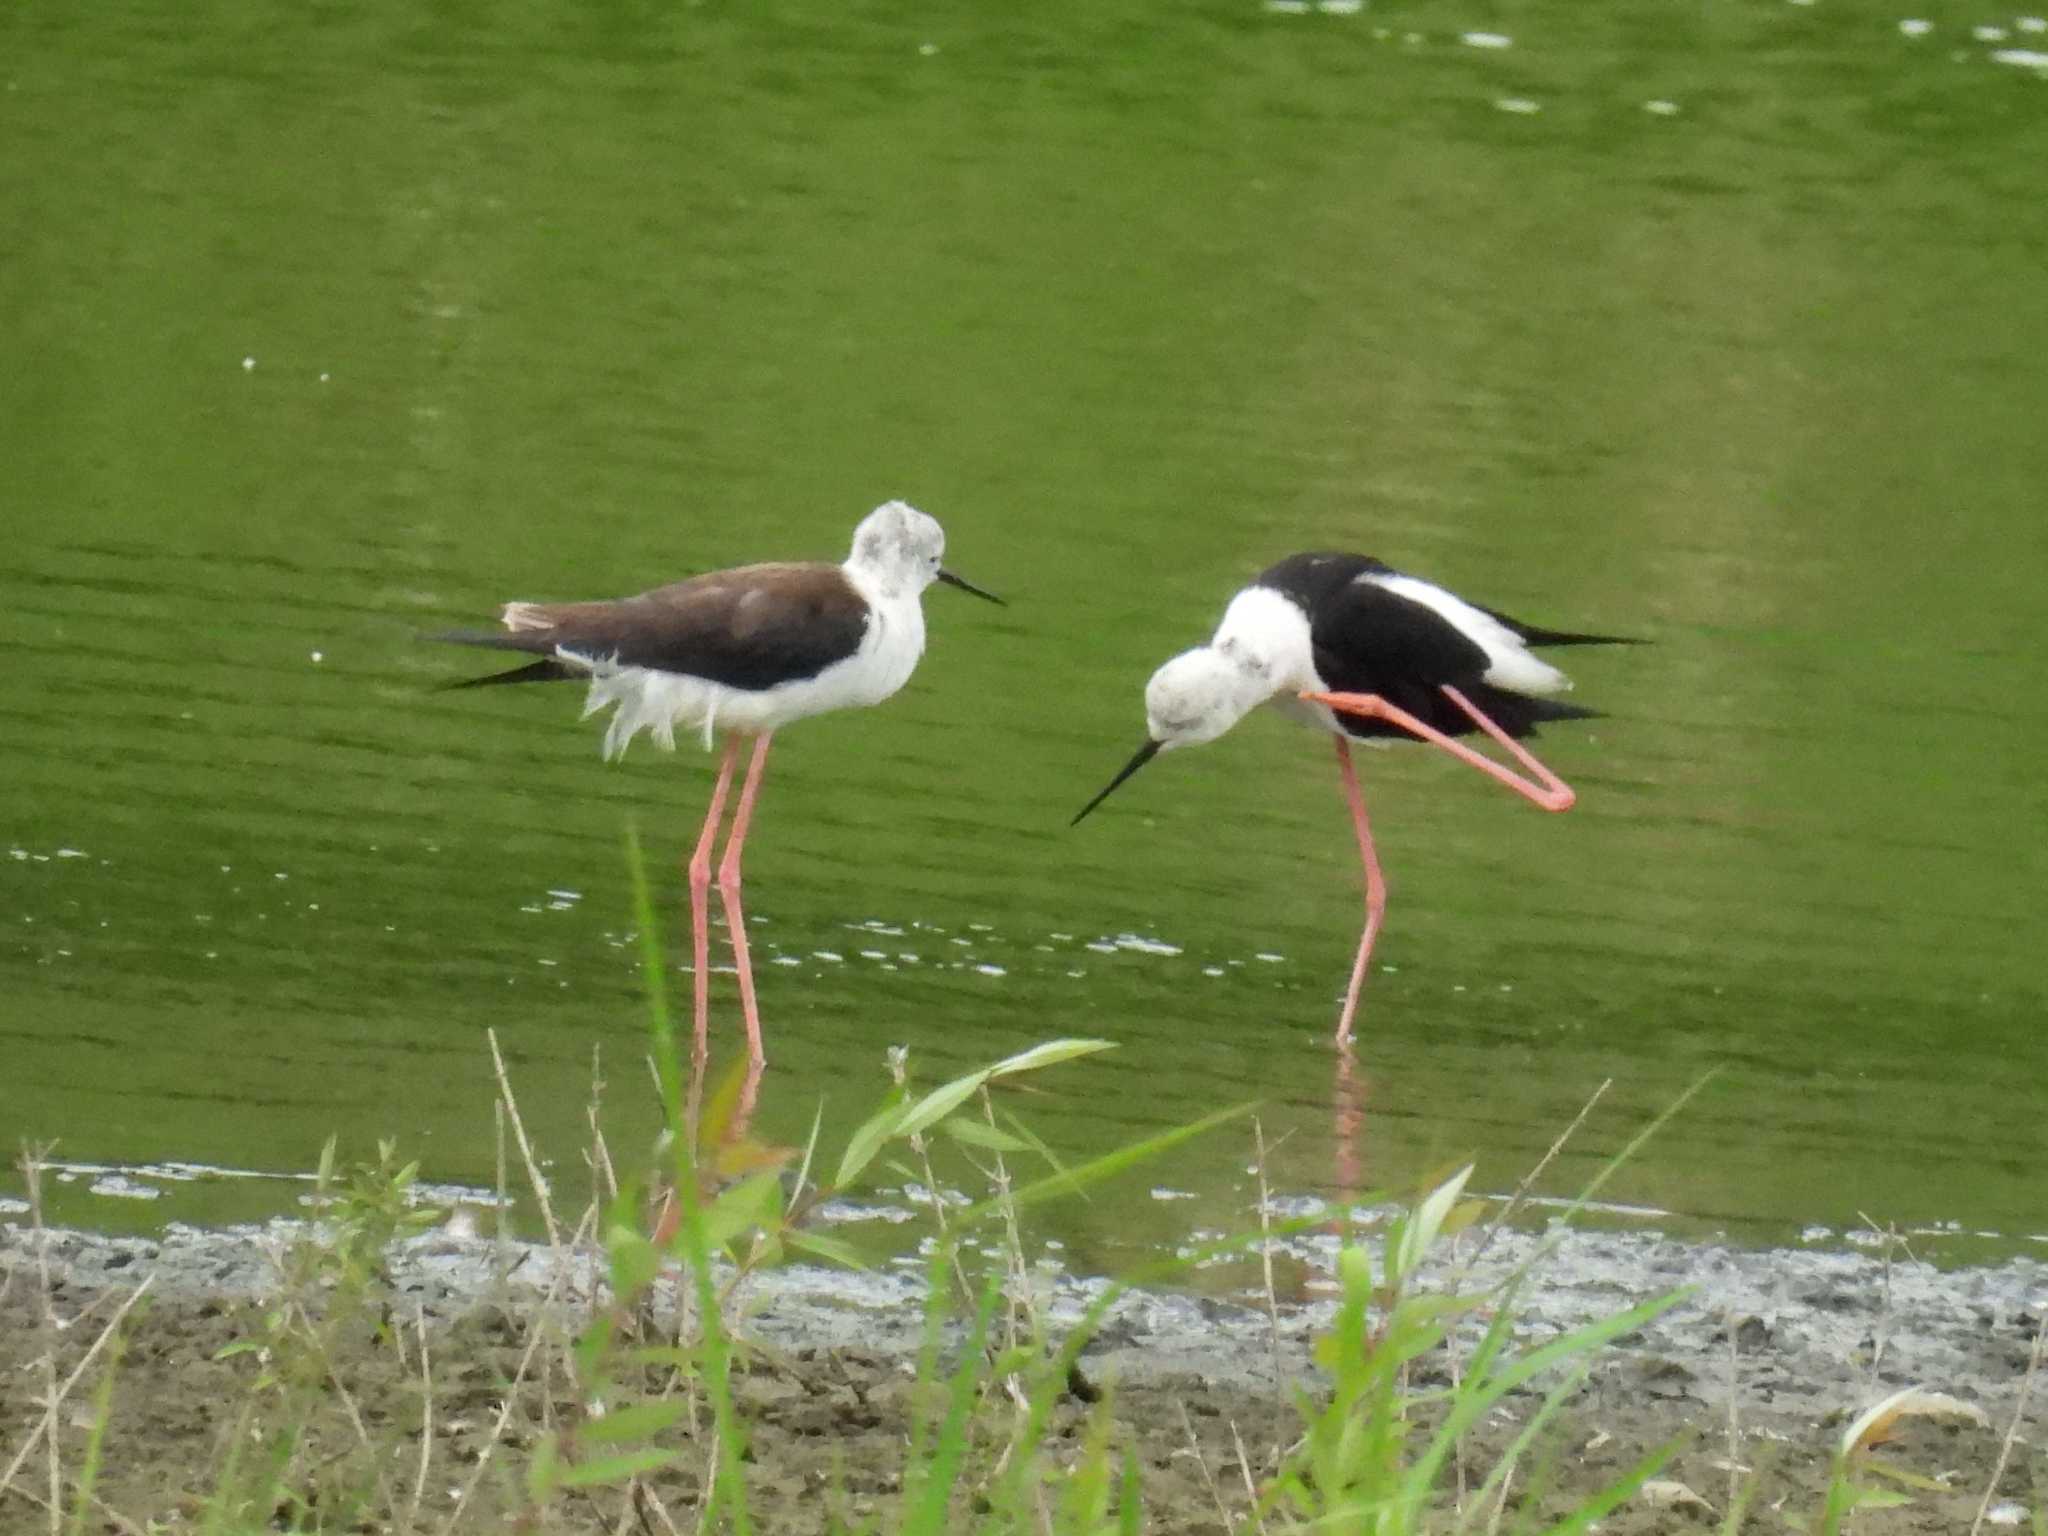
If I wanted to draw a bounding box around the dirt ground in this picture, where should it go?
[3,1220,2043,1533]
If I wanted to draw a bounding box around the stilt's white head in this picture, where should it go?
[846,501,1002,606]
[1143,646,1262,750]
[1071,643,1269,825]
[848,501,945,596]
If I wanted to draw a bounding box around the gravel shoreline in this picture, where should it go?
[11,1213,2044,1426]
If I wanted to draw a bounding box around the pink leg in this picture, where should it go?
[1332,1047,1368,1212]
[1331,737,1387,1049]
[1300,686,1577,811]
[687,737,743,1069]
[731,1056,763,1144]
[653,1054,767,1252]
[715,733,775,1066]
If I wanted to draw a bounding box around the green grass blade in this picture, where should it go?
[1405,1288,1689,1508]
[63,1327,123,1536]
[895,1067,997,1142]
[1452,1367,1584,1534]
[965,1101,1255,1221]
[579,1398,687,1445]
[833,1090,908,1188]
[985,1038,1118,1077]
[557,1446,681,1487]
[902,1269,1003,1535]
[1536,1436,1683,1535]
[1119,1444,1143,1536]
[786,1230,867,1269]
[1553,1073,1715,1233]
[941,1115,1032,1154]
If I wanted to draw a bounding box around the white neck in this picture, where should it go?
[1213,586,1318,699]
[844,555,919,606]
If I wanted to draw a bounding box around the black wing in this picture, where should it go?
[1254,552,1597,741]
[437,561,872,692]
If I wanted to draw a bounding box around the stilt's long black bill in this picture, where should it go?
[937,568,1005,605]
[1070,739,1162,827]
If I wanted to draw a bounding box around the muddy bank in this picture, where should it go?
[4,1216,2043,1531]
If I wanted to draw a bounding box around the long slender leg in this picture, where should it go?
[1300,687,1576,811]
[1332,1047,1368,1211]
[687,737,743,1068]
[715,733,775,1065]
[650,1054,768,1251]
[1331,736,1387,1049]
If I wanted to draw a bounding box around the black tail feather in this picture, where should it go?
[1517,626,1643,648]
[425,625,575,689]
[436,658,580,690]
[1458,685,1603,734]
[1471,603,1644,648]
[1515,695,1604,723]
[428,627,540,652]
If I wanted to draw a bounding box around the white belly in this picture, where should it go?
[569,597,927,761]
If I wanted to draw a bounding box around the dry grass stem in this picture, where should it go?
[977,1087,1038,1419]
[633,1478,684,1536]
[1968,1312,2047,1536]
[1177,1398,1236,1532]
[1251,1119,1285,1407]
[692,1423,723,1536]
[1854,1211,1913,1387]
[488,1025,562,1248]
[0,1272,154,1503]
[435,1266,564,1536]
[1484,1449,1517,1535]
[407,1303,433,1530]
[0,1481,149,1536]
[286,1297,378,1453]
[1467,1078,1611,1268]
[1228,1418,1268,1535]
[588,1043,619,1207]
[24,1147,61,1536]
[493,1097,515,1292]
[1449,1290,1468,1510]
[1724,1305,1741,1514]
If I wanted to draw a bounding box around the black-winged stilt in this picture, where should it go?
[438,500,1001,1067]
[1071,551,1632,1047]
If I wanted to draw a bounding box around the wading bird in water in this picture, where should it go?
[438,500,1002,1068]
[1071,552,1632,1047]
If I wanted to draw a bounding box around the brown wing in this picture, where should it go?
[446,562,872,691]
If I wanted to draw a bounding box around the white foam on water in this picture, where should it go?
[1113,933,1182,957]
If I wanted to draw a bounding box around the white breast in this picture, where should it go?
[1214,586,1319,688]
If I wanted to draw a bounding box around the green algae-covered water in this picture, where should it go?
[5,0,2047,1266]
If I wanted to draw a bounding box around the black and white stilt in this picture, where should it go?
[438,500,1002,1066]
[1071,551,1633,1047]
